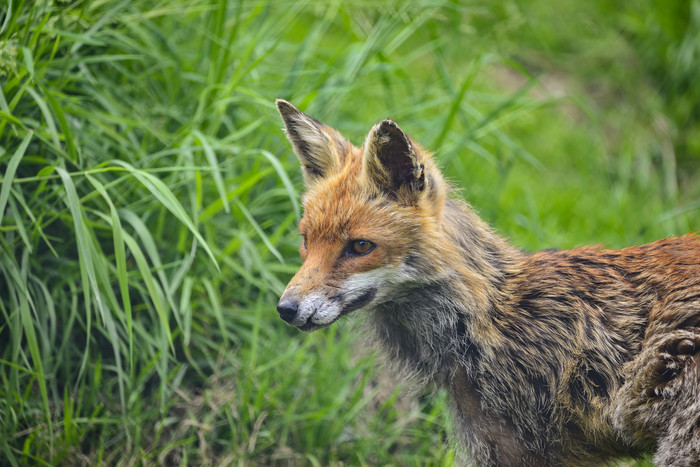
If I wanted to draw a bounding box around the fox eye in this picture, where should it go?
[349,239,374,256]
[302,236,307,249]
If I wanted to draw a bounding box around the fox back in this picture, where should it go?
[275,100,700,466]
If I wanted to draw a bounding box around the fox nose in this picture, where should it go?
[277,296,299,323]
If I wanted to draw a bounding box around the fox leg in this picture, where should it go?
[612,328,700,465]
[653,357,700,467]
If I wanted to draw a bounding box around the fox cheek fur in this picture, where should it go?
[274,99,700,466]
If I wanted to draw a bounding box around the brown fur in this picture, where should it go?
[274,99,700,466]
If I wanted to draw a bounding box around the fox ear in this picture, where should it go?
[363,120,425,201]
[276,99,345,185]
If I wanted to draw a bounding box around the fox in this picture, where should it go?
[274,99,700,466]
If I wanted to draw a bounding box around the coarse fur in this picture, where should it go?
[274,99,700,466]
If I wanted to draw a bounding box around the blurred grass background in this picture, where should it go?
[0,0,698,464]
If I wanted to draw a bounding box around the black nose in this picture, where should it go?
[277,297,299,323]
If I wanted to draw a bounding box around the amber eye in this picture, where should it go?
[350,239,374,256]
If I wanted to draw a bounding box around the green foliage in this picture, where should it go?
[0,0,696,465]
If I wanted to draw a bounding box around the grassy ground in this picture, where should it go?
[0,0,698,464]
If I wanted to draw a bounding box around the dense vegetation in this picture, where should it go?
[1,0,698,464]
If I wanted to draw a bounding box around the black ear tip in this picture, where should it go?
[376,119,408,141]
[275,99,298,116]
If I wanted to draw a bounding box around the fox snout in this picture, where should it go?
[277,280,380,332]
[276,289,342,332]
[275,281,339,330]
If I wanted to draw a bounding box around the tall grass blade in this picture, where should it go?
[233,198,284,263]
[86,174,133,374]
[0,131,32,228]
[110,160,219,270]
[9,249,53,453]
[122,231,173,349]
[254,149,300,219]
[193,130,229,213]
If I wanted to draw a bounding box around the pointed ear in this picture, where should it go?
[276,99,347,185]
[363,120,425,201]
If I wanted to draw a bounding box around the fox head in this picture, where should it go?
[275,100,451,331]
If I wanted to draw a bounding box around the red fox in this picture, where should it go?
[274,99,700,466]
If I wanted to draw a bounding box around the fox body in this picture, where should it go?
[275,99,700,466]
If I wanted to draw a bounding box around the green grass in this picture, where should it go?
[0,0,697,464]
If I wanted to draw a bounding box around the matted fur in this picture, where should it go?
[274,99,700,466]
